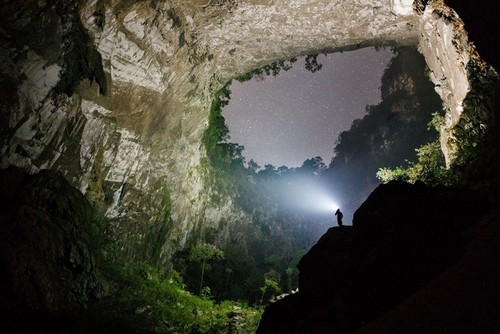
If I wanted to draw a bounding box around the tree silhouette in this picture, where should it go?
[305,54,323,73]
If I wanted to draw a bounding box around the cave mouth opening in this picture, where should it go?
[216,45,444,221]
[193,44,444,308]
[222,47,396,169]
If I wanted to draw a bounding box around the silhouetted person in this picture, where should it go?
[335,209,343,227]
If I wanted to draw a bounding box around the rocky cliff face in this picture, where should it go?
[0,0,495,264]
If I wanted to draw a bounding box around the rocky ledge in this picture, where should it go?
[258,180,500,333]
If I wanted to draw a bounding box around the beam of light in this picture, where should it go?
[313,194,340,213]
[285,182,340,214]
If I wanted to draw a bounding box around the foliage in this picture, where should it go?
[446,59,499,183]
[376,166,410,183]
[376,140,450,186]
[190,243,225,263]
[304,54,323,73]
[190,242,225,294]
[201,84,246,202]
[92,262,262,333]
[236,53,323,83]
[237,58,298,82]
[376,111,450,185]
[85,214,262,333]
[378,57,499,187]
[259,278,281,306]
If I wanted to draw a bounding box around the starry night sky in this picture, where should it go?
[223,47,395,168]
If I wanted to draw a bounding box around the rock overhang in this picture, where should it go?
[0,0,496,263]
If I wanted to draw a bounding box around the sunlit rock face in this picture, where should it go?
[0,0,492,264]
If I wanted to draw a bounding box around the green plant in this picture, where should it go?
[376,109,450,185]
[236,58,298,82]
[446,59,499,183]
[376,140,449,186]
[259,278,281,306]
[190,242,225,295]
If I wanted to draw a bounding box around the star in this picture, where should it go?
[223,47,395,167]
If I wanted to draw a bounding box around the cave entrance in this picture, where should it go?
[222,47,395,168]
[216,45,443,227]
[195,45,444,304]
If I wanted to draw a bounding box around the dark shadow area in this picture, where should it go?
[258,180,500,333]
[0,166,263,333]
[258,3,500,329]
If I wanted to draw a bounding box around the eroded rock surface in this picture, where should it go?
[0,0,495,265]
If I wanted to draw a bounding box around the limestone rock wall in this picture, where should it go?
[0,0,491,264]
[417,0,475,164]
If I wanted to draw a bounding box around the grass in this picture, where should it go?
[89,262,263,333]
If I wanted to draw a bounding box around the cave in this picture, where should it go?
[1,0,499,333]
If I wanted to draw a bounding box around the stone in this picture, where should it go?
[0,0,497,266]
[257,180,499,333]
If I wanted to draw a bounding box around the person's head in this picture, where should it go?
[336,208,340,213]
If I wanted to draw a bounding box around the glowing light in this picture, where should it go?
[302,186,340,213]
[281,182,340,214]
[315,196,340,212]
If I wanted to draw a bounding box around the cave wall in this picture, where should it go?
[0,0,492,264]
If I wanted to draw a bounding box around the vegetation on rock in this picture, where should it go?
[0,166,262,333]
[193,46,445,305]
[376,56,499,187]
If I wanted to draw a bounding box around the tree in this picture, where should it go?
[247,159,261,174]
[259,277,281,306]
[277,165,290,176]
[258,164,277,185]
[305,54,323,73]
[190,242,225,295]
[299,156,326,176]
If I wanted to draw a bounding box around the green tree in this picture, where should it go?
[190,242,225,295]
[376,140,449,186]
[299,156,326,176]
[247,159,261,174]
[259,278,281,306]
